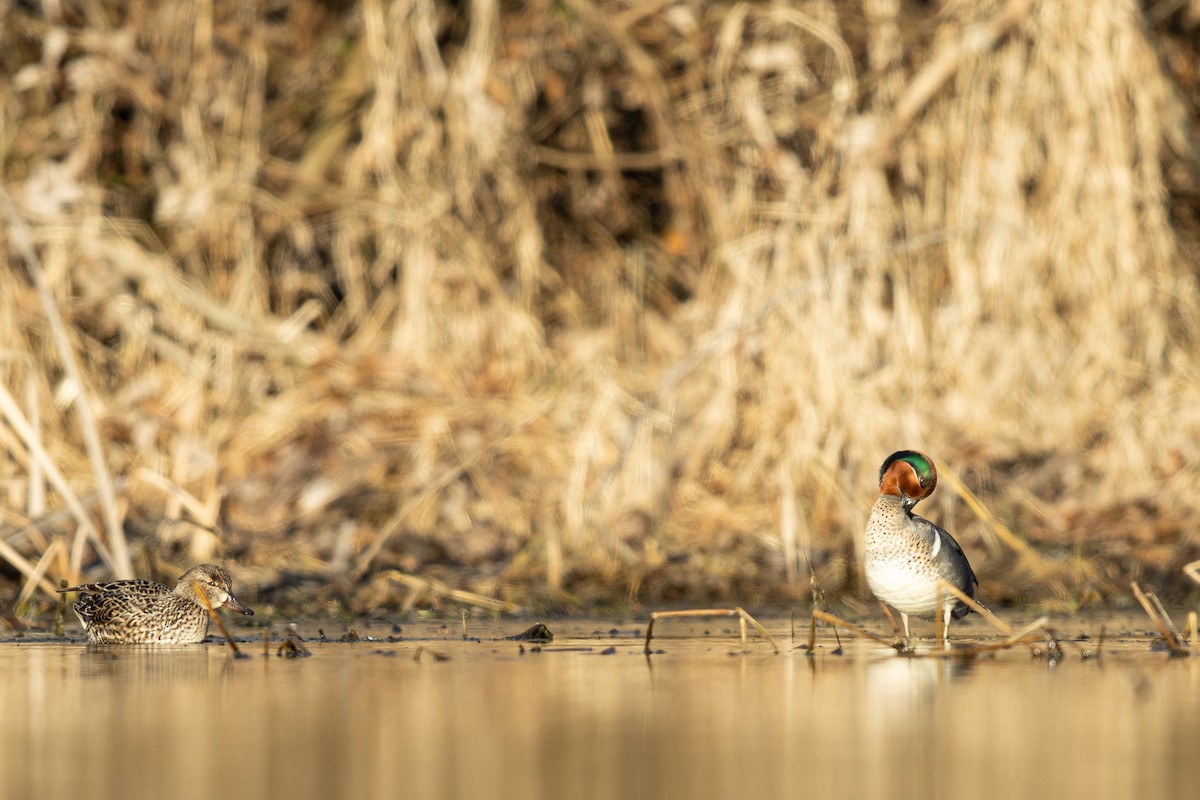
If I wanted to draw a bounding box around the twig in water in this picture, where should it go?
[809,605,1046,658]
[1130,582,1188,655]
[809,610,898,651]
[643,608,778,655]
[193,581,244,657]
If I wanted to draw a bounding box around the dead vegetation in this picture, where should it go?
[1,0,1200,617]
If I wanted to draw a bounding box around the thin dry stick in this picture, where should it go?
[937,579,1013,636]
[379,570,518,613]
[643,608,779,655]
[132,468,218,527]
[1184,560,1200,586]
[1150,591,1187,647]
[0,189,131,578]
[809,609,899,650]
[939,467,1038,560]
[15,539,65,609]
[916,617,1049,658]
[1130,582,1186,654]
[1000,617,1050,648]
[0,536,60,599]
[810,605,1045,657]
[193,581,242,656]
[878,602,902,639]
[1188,613,1198,650]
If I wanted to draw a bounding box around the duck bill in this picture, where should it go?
[224,596,254,615]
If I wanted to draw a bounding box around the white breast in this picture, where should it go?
[864,560,942,617]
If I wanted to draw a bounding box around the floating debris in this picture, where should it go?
[506,623,554,642]
[277,635,312,659]
[1131,582,1190,657]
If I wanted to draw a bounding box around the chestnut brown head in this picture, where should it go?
[878,450,938,507]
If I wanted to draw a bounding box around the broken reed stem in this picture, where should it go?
[193,581,242,656]
[809,606,1045,658]
[376,570,518,614]
[643,607,779,655]
[878,602,902,639]
[1130,581,1187,654]
[1150,593,1186,644]
[15,539,64,610]
[0,534,61,600]
[1189,613,1198,650]
[937,578,1013,636]
[1003,616,1049,647]
[1184,560,1200,587]
[940,466,1039,563]
[810,610,899,650]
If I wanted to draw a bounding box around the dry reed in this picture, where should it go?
[1,1,1198,616]
[643,607,778,655]
[808,579,1047,657]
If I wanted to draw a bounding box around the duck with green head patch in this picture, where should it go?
[864,450,978,649]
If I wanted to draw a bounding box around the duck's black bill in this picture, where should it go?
[225,597,254,615]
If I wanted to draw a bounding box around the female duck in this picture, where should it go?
[59,563,254,644]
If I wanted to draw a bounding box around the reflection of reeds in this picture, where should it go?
[0,1,1197,612]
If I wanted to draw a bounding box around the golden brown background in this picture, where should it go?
[2,0,1198,617]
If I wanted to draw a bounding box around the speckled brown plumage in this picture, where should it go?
[864,451,978,648]
[58,564,254,644]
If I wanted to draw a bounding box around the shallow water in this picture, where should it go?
[3,614,1197,800]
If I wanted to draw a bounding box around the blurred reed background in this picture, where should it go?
[1,0,1198,617]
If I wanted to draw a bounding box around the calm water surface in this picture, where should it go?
[2,615,1197,800]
